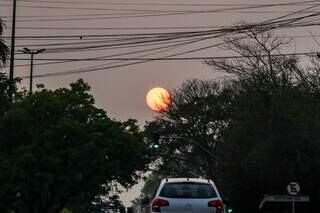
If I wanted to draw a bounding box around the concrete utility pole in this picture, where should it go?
[21,48,45,94]
[9,0,17,99]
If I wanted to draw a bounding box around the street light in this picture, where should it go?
[21,48,45,94]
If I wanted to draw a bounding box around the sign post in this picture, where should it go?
[287,182,301,213]
[259,182,309,212]
[259,195,309,211]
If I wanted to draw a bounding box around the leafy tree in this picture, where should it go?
[144,79,233,180]
[206,30,320,213]
[144,30,320,213]
[141,172,163,198]
[108,195,124,210]
[0,18,8,67]
[0,20,14,114]
[0,79,150,213]
[0,73,20,116]
[0,73,12,114]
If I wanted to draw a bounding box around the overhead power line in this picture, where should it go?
[14,36,207,67]
[11,23,320,55]
[1,1,319,22]
[3,0,319,7]
[3,7,320,41]
[13,52,318,62]
[17,51,317,79]
[4,1,320,80]
[3,0,318,7]
[0,3,167,12]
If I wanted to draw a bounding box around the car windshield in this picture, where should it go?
[159,182,217,199]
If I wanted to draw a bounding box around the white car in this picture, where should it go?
[148,178,224,213]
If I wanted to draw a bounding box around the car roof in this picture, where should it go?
[162,178,213,184]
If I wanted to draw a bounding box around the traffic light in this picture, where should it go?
[149,142,161,150]
[152,144,160,149]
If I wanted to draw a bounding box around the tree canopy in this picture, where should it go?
[0,19,8,67]
[0,78,150,213]
[144,79,232,179]
[206,30,320,213]
[144,31,320,213]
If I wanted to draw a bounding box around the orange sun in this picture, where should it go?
[146,87,171,112]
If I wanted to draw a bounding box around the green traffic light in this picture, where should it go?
[227,208,233,213]
[149,144,160,149]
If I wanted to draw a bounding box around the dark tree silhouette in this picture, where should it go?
[0,80,151,213]
[0,19,8,67]
[144,30,320,213]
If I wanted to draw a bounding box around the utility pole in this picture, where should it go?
[21,48,45,94]
[9,0,17,99]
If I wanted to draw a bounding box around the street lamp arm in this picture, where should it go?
[21,48,46,55]
[35,49,46,54]
[21,49,29,54]
[23,47,31,54]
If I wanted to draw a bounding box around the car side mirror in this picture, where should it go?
[141,196,151,205]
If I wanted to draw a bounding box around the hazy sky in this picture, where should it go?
[1,0,320,206]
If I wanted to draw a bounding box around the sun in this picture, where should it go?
[146,87,171,112]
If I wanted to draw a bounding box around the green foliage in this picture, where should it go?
[141,173,163,197]
[0,79,150,213]
[108,195,124,210]
[144,79,232,179]
[0,73,20,116]
[207,31,320,213]
[144,31,320,213]
[0,19,8,67]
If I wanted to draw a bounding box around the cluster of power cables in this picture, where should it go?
[1,0,320,78]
